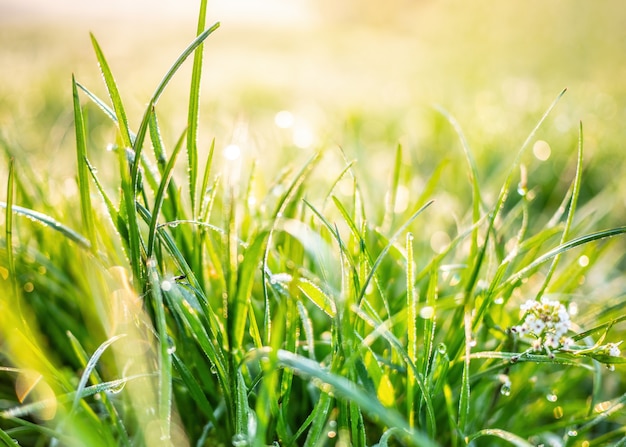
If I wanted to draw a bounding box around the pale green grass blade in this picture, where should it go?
[146,117,186,257]
[76,82,118,124]
[535,121,584,300]
[500,226,626,291]
[71,334,126,411]
[382,143,402,232]
[187,0,209,217]
[467,429,533,447]
[462,88,567,307]
[0,428,19,447]
[72,75,97,253]
[198,139,215,221]
[231,231,270,350]
[0,203,90,249]
[90,33,143,282]
[405,233,417,428]
[4,158,18,301]
[145,259,172,441]
[89,34,133,149]
[436,107,481,235]
[66,332,131,447]
[357,200,434,303]
[130,22,220,195]
[85,157,119,225]
[252,349,438,447]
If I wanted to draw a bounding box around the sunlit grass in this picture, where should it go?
[2,2,626,446]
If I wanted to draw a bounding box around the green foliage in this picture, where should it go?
[2,6,626,447]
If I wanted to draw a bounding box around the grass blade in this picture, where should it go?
[145,259,173,442]
[0,203,90,249]
[188,0,209,217]
[72,75,97,253]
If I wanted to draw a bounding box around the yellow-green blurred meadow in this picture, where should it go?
[2,2,626,445]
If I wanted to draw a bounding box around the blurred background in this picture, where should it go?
[1,0,626,223]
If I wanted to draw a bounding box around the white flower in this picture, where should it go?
[528,318,546,334]
[561,337,574,350]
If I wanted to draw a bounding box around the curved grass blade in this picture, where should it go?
[357,200,434,303]
[146,120,186,258]
[72,75,97,253]
[188,0,209,217]
[0,203,90,249]
[535,121,584,301]
[4,159,18,302]
[462,88,567,308]
[130,22,221,195]
[499,226,626,292]
[249,349,438,447]
[71,334,127,411]
[467,428,533,447]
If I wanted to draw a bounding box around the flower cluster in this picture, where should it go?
[511,297,574,354]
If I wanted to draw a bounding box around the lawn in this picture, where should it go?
[1,2,626,446]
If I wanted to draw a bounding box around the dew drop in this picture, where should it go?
[231,433,249,446]
[500,384,511,396]
[419,306,434,319]
[210,365,218,375]
[567,430,578,437]
[106,380,126,395]
[546,393,558,402]
[161,280,172,291]
[437,343,447,355]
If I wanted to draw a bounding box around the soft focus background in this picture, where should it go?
[1,1,626,221]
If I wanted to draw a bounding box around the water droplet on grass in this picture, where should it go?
[500,384,511,396]
[546,393,558,402]
[231,433,249,446]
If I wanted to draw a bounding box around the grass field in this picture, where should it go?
[2,2,626,446]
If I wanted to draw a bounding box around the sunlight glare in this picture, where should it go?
[532,140,551,161]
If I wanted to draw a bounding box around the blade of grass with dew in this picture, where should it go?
[462,89,567,322]
[535,121,584,301]
[145,259,172,442]
[231,230,270,351]
[89,34,132,149]
[352,305,436,435]
[253,349,439,447]
[188,0,209,217]
[72,76,97,253]
[261,151,323,343]
[435,106,481,257]
[198,139,216,222]
[66,332,131,447]
[357,200,434,304]
[71,334,126,412]
[467,428,533,447]
[382,143,403,233]
[4,158,18,304]
[146,119,186,258]
[149,116,187,224]
[89,34,142,283]
[130,23,220,201]
[498,225,626,293]
[0,203,90,250]
[406,232,418,429]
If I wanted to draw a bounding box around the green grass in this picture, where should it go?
[2,4,626,447]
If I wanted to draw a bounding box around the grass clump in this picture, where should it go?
[2,4,626,447]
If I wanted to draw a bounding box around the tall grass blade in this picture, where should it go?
[71,334,127,411]
[146,259,173,442]
[535,121,584,300]
[188,0,209,217]
[4,158,18,302]
[72,75,97,253]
